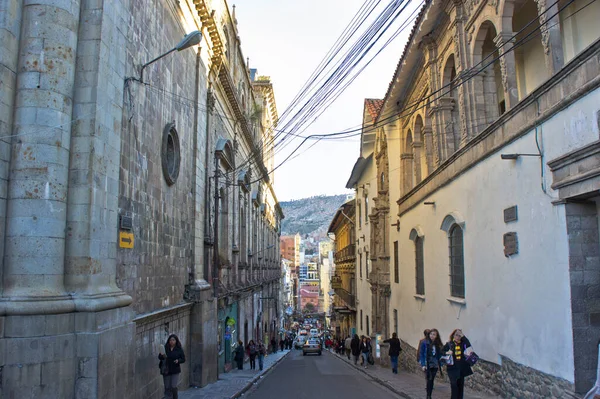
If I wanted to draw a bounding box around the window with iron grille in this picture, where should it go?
[365,197,369,223]
[415,236,425,295]
[366,315,370,336]
[365,252,369,279]
[359,252,362,278]
[393,309,398,335]
[393,241,399,284]
[358,203,362,228]
[360,310,363,330]
[448,224,465,298]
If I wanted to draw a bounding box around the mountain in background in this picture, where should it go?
[280,194,350,241]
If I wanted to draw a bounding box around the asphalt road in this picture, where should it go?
[243,349,398,399]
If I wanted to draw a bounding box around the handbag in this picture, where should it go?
[367,352,375,365]
[465,346,479,366]
[440,342,454,366]
[159,359,169,375]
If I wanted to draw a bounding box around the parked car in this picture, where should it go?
[303,338,322,356]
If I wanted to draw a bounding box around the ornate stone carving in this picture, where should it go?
[535,0,551,56]
[467,25,475,46]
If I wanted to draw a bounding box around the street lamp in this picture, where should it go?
[139,30,202,83]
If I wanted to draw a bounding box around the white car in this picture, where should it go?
[303,338,322,356]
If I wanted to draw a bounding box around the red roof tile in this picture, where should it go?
[365,98,384,119]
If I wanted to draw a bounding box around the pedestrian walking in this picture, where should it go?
[271,336,277,354]
[344,335,352,359]
[419,329,443,399]
[443,329,474,399]
[417,329,431,360]
[247,340,257,370]
[350,334,361,365]
[279,336,285,352]
[359,336,371,368]
[158,334,185,399]
[257,340,267,371]
[383,332,402,374]
[234,339,245,370]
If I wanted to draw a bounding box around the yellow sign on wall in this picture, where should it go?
[119,231,134,249]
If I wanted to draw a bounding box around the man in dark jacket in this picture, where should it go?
[384,332,402,374]
[350,334,361,365]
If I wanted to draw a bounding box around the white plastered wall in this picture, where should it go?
[356,158,375,336]
[387,86,600,382]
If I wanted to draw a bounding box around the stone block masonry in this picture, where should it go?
[397,339,578,398]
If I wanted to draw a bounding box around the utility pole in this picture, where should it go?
[213,157,220,298]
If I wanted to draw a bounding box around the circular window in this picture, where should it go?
[161,123,180,185]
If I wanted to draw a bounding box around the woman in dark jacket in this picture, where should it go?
[443,329,474,399]
[246,340,257,370]
[158,334,185,399]
[419,328,443,399]
[383,332,402,374]
[359,336,371,368]
[234,339,245,370]
[350,334,361,364]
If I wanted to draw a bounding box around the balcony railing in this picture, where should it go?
[334,287,355,309]
[334,244,355,263]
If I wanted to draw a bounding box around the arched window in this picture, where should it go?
[414,115,427,183]
[415,236,425,295]
[473,21,504,133]
[442,55,460,155]
[559,0,600,62]
[513,0,549,97]
[448,224,465,298]
[405,130,415,190]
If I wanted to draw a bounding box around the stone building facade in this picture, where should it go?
[328,199,357,338]
[346,0,600,396]
[0,0,282,397]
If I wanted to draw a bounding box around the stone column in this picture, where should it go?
[494,32,520,110]
[0,0,23,299]
[400,153,413,196]
[2,0,82,315]
[65,0,131,312]
[423,38,441,168]
[449,1,475,144]
[411,141,423,184]
[422,126,434,174]
[536,0,564,74]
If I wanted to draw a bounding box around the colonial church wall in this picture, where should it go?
[389,77,600,397]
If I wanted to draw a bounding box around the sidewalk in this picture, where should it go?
[179,350,290,399]
[330,350,500,399]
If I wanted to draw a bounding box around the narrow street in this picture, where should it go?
[244,350,397,399]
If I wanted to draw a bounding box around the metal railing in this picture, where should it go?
[334,244,356,263]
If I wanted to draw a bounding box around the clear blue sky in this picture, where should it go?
[235,0,415,201]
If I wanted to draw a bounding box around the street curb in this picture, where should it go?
[329,351,412,399]
[230,350,292,399]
